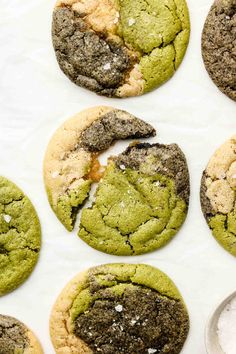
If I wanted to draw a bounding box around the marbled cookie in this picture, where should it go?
[0,314,43,354]
[50,264,189,354]
[0,177,41,295]
[202,0,236,101]
[52,0,190,97]
[43,106,155,231]
[79,142,189,255]
[201,135,236,256]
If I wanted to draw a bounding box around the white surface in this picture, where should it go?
[0,0,236,353]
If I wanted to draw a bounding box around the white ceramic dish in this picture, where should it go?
[205,291,236,354]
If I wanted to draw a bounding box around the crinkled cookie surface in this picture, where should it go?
[0,314,43,354]
[202,0,236,101]
[0,177,41,295]
[43,106,156,232]
[79,142,189,255]
[201,135,236,256]
[52,0,190,97]
[50,264,189,354]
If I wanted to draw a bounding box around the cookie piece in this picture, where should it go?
[50,263,189,354]
[202,0,236,101]
[0,177,41,296]
[0,315,43,354]
[44,106,155,231]
[79,142,189,255]
[52,0,190,97]
[200,135,236,256]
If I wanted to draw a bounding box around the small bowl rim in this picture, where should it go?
[205,290,236,354]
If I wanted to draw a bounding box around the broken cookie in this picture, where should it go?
[52,0,190,97]
[50,263,189,354]
[43,106,156,232]
[79,142,189,255]
[202,0,236,101]
[0,314,43,354]
[200,135,236,256]
[0,177,41,296]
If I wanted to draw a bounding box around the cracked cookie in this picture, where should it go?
[202,0,236,101]
[200,135,236,256]
[52,0,190,97]
[79,142,189,255]
[50,263,189,354]
[0,314,43,354]
[43,106,156,232]
[0,177,41,295]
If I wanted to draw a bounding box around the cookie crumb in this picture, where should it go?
[3,214,11,223]
[115,304,123,312]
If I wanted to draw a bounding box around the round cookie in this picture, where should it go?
[0,314,43,354]
[200,135,236,256]
[52,0,190,98]
[50,263,189,354]
[79,142,190,255]
[0,177,41,295]
[43,106,156,231]
[202,0,236,101]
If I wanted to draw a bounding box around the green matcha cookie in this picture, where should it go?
[52,0,190,97]
[0,177,41,295]
[43,106,156,231]
[50,264,189,354]
[200,135,236,256]
[79,142,189,255]
[0,314,43,354]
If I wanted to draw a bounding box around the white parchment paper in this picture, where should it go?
[0,0,236,353]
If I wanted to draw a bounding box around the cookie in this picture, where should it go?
[79,142,189,255]
[202,0,236,101]
[43,106,156,231]
[0,177,41,295]
[52,0,190,98]
[50,263,189,354]
[200,135,236,256]
[0,314,43,354]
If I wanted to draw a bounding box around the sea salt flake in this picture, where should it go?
[120,164,126,170]
[128,18,136,26]
[154,181,160,186]
[120,201,125,208]
[52,171,59,178]
[148,349,157,354]
[115,304,123,312]
[217,296,236,354]
[130,319,137,325]
[225,15,230,20]
[103,63,111,70]
[3,214,11,223]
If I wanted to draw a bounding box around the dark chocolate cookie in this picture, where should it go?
[50,264,189,354]
[52,0,190,97]
[0,315,43,354]
[202,0,236,101]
